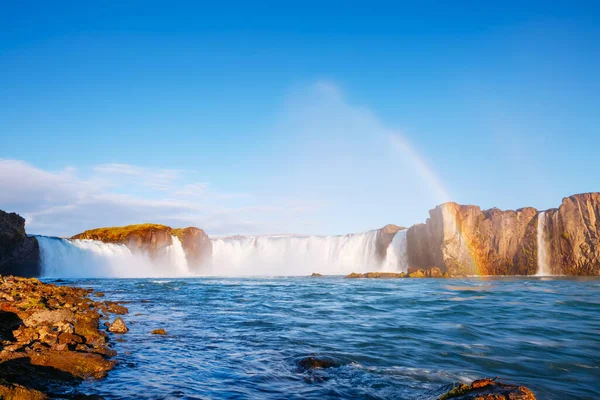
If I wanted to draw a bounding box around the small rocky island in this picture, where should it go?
[0,275,128,398]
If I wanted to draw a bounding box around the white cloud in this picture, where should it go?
[0,159,313,237]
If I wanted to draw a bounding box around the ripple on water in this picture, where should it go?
[60,276,600,399]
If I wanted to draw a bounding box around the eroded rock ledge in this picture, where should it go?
[432,377,536,400]
[0,275,128,398]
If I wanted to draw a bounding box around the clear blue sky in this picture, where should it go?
[1,1,599,236]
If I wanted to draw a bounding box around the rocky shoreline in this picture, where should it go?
[0,275,128,398]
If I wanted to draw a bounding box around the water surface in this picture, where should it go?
[53,277,600,399]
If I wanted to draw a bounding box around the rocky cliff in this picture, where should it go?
[374,224,404,261]
[543,193,600,275]
[172,227,213,270]
[71,224,213,270]
[0,210,40,277]
[406,193,600,276]
[71,224,174,258]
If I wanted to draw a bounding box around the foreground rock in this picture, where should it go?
[108,317,128,333]
[0,211,39,277]
[0,381,47,399]
[0,275,128,396]
[433,378,536,400]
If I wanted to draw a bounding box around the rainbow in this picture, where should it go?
[388,134,487,275]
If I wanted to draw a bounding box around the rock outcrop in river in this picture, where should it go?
[0,210,40,277]
[71,224,214,270]
[72,224,174,258]
[0,275,127,397]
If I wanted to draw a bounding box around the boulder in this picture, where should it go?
[0,211,40,277]
[433,378,535,400]
[0,381,47,400]
[108,318,128,334]
[151,328,166,335]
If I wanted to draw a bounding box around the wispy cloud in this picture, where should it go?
[0,159,313,237]
[0,81,447,237]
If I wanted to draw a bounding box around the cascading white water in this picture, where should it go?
[36,229,410,277]
[536,212,551,276]
[38,235,190,278]
[382,229,408,272]
[209,229,409,276]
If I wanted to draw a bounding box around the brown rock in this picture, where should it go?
[0,381,47,400]
[151,328,166,335]
[345,272,406,279]
[24,310,76,327]
[58,332,83,346]
[29,350,114,379]
[435,378,536,400]
[108,318,128,333]
[544,193,600,275]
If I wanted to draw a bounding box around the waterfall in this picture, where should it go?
[382,229,408,272]
[38,235,191,278]
[536,212,551,276]
[209,229,409,276]
[36,229,410,278]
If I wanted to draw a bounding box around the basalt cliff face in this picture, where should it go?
[407,204,539,276]
[543,193,600,275]
[0,210,40,277]
[407,193,600,276]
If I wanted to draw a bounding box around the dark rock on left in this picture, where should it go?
[0,210,40,277]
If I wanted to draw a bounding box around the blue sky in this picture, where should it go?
[1,1,599,236]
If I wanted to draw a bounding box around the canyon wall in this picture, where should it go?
[407,204,538,275]
[544,193,600,275]
[407,193,600,276]
[0,192,599,277]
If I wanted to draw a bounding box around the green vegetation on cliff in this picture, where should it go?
[71,224,172,242]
